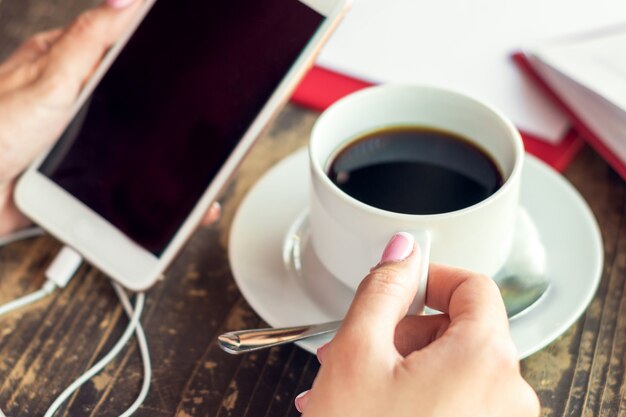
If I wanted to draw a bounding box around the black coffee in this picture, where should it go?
[327,126,503,215]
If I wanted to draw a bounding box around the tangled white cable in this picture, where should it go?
[43,283,150,417]
[0,228,152,417]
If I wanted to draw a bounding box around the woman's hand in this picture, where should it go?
[0,0,141,234]
[296,232,540,417]
[0,0,220,234]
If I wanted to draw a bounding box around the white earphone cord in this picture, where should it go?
[0,228,151,417]
[44,283,150,417]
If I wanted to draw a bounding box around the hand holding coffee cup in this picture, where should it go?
[308,85,524,312]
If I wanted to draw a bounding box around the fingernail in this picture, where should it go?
[295,390,310,413]
[106,0,136,9]
[380,232,414,263]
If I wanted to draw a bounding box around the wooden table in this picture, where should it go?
[1,2,625,416]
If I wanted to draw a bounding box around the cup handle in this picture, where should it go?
[407,231,432,315]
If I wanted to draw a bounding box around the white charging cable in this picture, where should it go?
[0,230,152,416]
[0,227,53,316]
[0,245,82,316]
[0,226,45,246]
[110,282,151,417]
[43,282,149,417]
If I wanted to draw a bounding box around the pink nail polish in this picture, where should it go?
[106,0,136,9]
[380,232,414,263]
[295,390,309,413]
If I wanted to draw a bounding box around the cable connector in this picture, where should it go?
[0,246,82,318]
[45,246,82,288]
[0,241,151,416]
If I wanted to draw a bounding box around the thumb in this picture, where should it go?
[337,232,424,352]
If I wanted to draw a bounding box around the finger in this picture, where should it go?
[316,342,329,364]
[515,381,541,417]
[337,232,424,353]
[0,183,33,236]
[199,202,221,227]
[394,314,450,356]
[426,263,508,330]
[294,390,310,414]
[0,28,63,75]
[39,0,142,98]
[0,29,64,93]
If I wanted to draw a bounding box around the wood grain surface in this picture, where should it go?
[1,1,625,416]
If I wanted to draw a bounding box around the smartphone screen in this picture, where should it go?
[39,0,324,255]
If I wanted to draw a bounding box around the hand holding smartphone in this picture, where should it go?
[15,0,349,290]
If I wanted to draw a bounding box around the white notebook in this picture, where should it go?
[317,0,626,143]
[524,26,626,174]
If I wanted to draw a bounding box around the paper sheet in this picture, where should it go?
[533,27,626,113]
[317,0,626,143]
[527,27,626,166]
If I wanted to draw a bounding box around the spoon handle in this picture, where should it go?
[218,275,550,355]
[218,320,342,354]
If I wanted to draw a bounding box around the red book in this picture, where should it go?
[291,66,584,172]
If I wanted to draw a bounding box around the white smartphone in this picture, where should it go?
[15,0,349,290]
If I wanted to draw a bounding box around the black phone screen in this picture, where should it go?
[38,0,323,255]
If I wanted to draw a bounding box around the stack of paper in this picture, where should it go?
[294,0,626,167]
[521,27,626,179]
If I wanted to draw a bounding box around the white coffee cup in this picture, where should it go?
[308,85,524,312]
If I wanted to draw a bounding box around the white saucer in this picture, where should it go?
[229,149,603,359]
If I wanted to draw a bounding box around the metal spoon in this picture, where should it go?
[220,209,549,355]
[495,207,549,318]
[218,320,342,355]
[218,277,549,355]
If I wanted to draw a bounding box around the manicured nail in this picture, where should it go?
[380,232,414,263]
[295,390,310,413]
[106,0,137,9]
